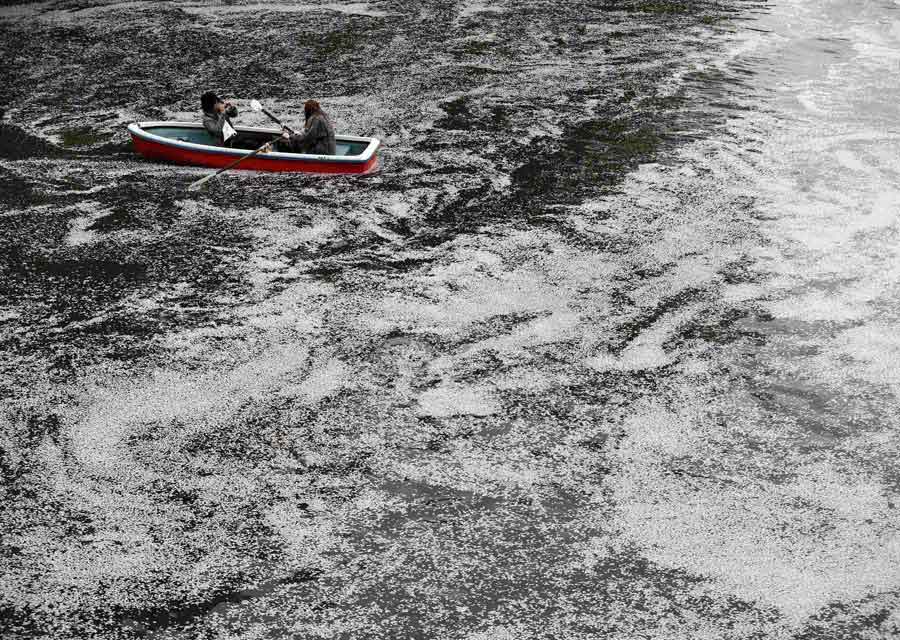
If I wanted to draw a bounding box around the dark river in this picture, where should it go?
[2,1,899,638]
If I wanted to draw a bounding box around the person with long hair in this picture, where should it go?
[278,100,336,155]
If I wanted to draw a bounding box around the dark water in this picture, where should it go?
[2,1,900,638]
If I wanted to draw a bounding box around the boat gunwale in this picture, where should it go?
[128,121,380,164]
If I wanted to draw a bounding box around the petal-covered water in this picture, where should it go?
[1,0,899,638]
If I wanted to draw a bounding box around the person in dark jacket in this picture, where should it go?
[201,90,239,146]
[278,100,336,155]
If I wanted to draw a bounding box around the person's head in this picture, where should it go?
[303,99,322,121]
[201,91,221,113]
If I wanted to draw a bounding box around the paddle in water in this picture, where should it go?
[187,99,279,191]
[187,138,276,191]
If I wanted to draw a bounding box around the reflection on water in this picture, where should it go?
[1,0,900,638]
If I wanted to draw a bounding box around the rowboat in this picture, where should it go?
[128,121,380,174]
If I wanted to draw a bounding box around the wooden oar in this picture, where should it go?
[187,137,277,191]
[250,99,295,135]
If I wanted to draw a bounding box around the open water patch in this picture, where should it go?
[8,0,892,638]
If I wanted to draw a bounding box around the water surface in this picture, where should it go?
[1,0,899,638]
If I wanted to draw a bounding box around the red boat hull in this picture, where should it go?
[132,134,379,174]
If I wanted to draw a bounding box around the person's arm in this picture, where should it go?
[288,127,310,146]
[203,112,226,139]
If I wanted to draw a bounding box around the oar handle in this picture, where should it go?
[262,108,294,135]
